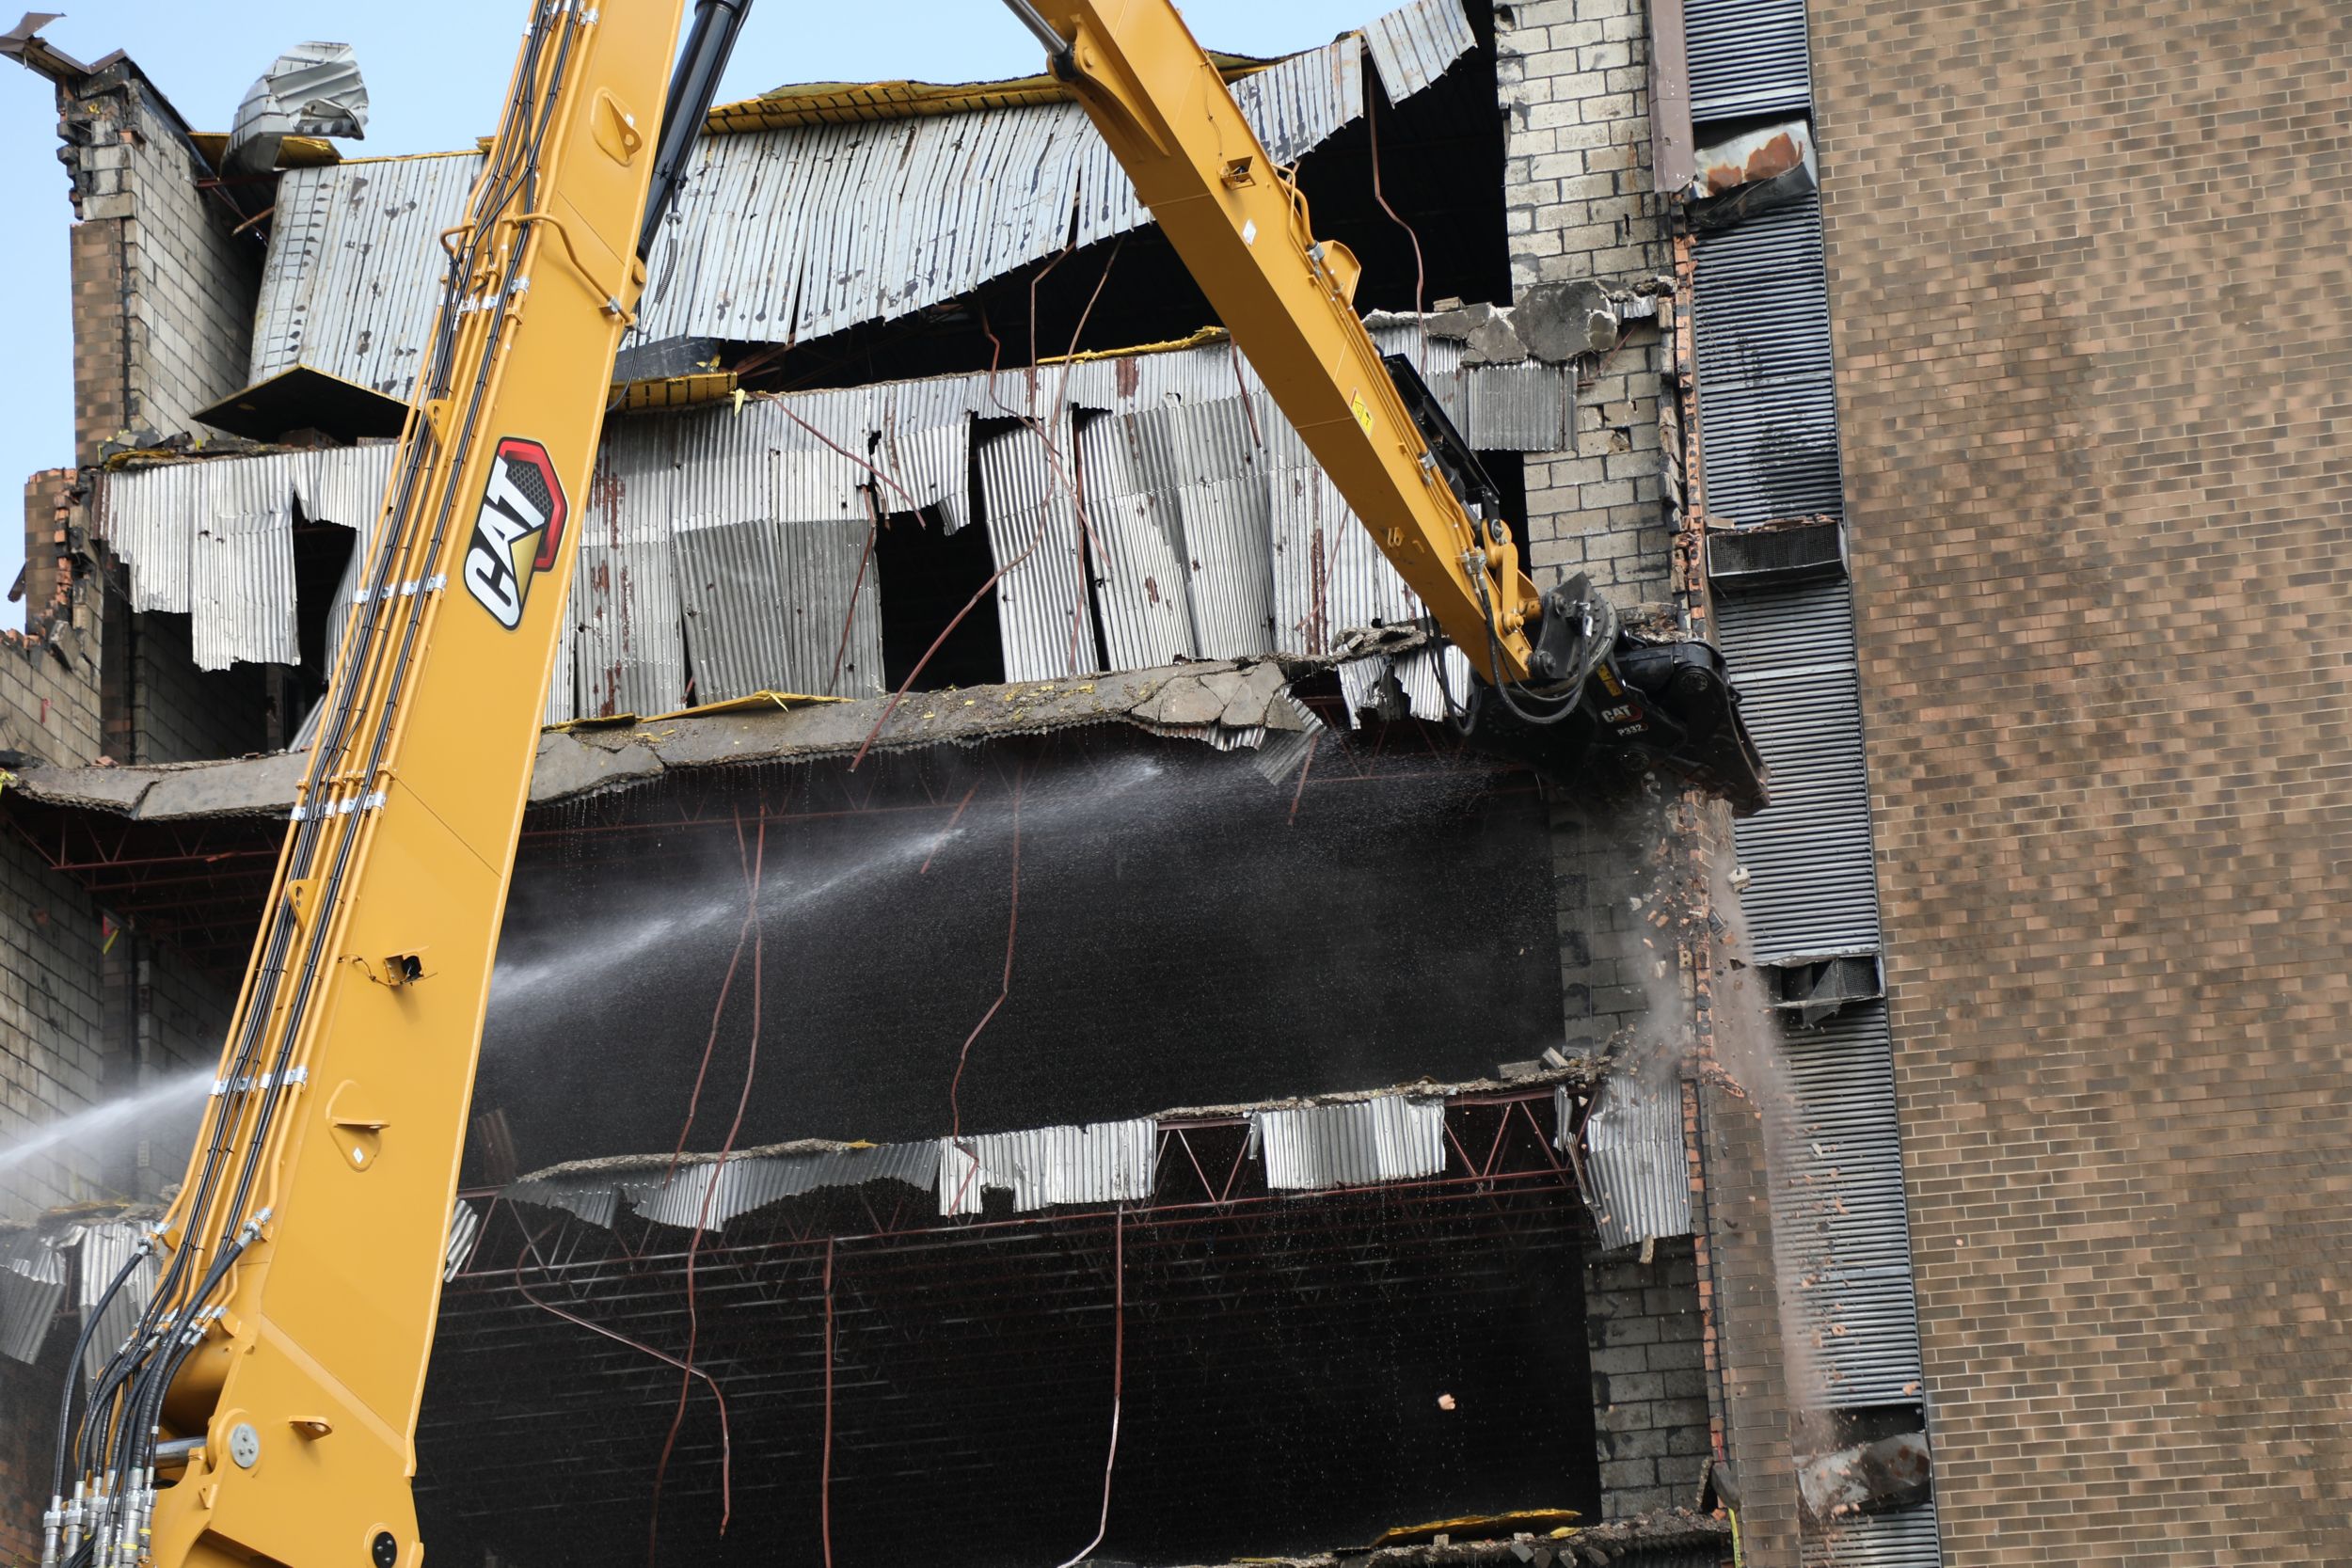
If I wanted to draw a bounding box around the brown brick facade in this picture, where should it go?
[1808,1,2352,1560]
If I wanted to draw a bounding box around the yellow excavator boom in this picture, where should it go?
[45,4,689,1566]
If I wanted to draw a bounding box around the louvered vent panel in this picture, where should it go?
[1715,579,1881,964]
[1685,0,1814,123]
[1800,1495,1944,1567]
[1773,1002,1924,1405]
[1693,198,1843,525]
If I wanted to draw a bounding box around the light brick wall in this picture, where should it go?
[1809,0,2352,1561]
[1495,0,1673,601]
[59,63,258,457]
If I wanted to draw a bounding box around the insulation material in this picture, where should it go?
[1252,1094,1447,1189]
[937,1119,1157,1217]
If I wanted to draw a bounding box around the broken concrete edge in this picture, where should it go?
[513,1061,1604,1188]
[2,627,1439,823]
[1149,1509,1733,1567]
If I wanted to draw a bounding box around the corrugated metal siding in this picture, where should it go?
[1714,578,1879,964]
[939,1119,1157,1216]
[674,515,882,700]
[191,509,300,670]
[1576,1075,1693,1249]
[249,20,1458,390]
[253,155,475,394]
[1253,1095,1447,1189]
[1266,415,1422,657]
[1773,1001,1922,1406]
[977,414,1103,682]
[1119,394,1278,658]
[0,1232,65,1365]
[1684,0,1814,125]
[1077,411,1200,669]
[76,1222,157,1385]
[1363,0,1477,101]
[99,343,1576,700]
[508,1143,941,1234]
[1692,197,1843,525]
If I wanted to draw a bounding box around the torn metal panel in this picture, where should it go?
[0,1229,65,1365]
[443,1200,483,1284]
[255,26,1407,392]
[977,414,1102,683]
[1252,1094,1447,1189]
[1076,411,1200,669]
[674,515,882,701]
[572,462,688,719]
[1571,1075,1692,1251]
[225,41,369,178]
[1362,0,1476,102]
[1264,415,1422,661]
[1120,394,1278,659]
[939,1119,1157,1216]
[508,1140,942,1233]
[75,1221,157,1384]
[252,152,475,395]
[191,509,299,671]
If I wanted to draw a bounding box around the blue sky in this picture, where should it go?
[0,0,1378,622]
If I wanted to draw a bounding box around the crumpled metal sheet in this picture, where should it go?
[225,41,369,177]
[0,1229,67,1366]
[1362,0,1476,102]
[94,333,1564,714]
[1569,1076,1693,1251]
[74,1221,157,1384]
[938,1119,1156,1216]
[1252,1094,1447,1189]
[977,412,1103,683]
[508,1142,943,1235]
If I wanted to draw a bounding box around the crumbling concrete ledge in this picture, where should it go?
[2,631,1436,823]
[1163,1509,1734,1568]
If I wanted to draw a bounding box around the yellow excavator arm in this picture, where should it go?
[40,4,1760,1567]
[40,3,724,1566]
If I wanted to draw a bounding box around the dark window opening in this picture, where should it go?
[420,1168,1601,1566]
[284,518,358,741]
[875,503,1004,691]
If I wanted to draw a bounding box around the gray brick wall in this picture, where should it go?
[1586,1237,1712,1518]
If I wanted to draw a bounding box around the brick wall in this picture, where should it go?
[1495,0,1672,599]
[1808,0,2352,1560]
[1584,1236,1710,1518]
[58,61,259,458]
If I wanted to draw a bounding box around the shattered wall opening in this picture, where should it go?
[425,1136,1598,1566]
[471,729,1560,1175]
